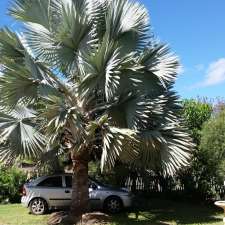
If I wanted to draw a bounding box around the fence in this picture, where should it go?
[125,175,184,192]
[123,174,225,200]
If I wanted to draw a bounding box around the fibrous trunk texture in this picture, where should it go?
[48,152,89,225]
[69,157,89,223]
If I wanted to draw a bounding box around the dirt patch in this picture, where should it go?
[81,212,111,225]
[48,211,111,225]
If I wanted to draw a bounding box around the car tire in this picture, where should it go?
[29,198,48,215]
[104,196,123,214]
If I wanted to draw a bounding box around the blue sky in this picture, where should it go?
[0,0,225,99]
[140,0,225,99]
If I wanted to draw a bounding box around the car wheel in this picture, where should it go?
[104,196,123,214]
[29,198,48,215]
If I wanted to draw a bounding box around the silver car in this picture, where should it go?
[21,174,133,215]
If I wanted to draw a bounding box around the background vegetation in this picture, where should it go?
[181,98,225,200]
[0,165,26,203]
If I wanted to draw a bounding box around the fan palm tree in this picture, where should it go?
[0,0,193,224]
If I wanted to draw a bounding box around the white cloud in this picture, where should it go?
[202,58,225,86]
[192,58,225,88]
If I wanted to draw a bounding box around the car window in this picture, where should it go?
[65,176,72,188]
[37,176,62,187]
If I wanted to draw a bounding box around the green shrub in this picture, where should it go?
[199,109,225,198]
[182,99,212,144]
[179,106,225,200]
[0,166,26,203]
[178,99,214,200]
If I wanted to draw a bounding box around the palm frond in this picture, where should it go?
[159,126,194,176]
[129,92,181,130]
[101,126,139,171]
[23,23,56,61]
[0,29,60,106]
[79,38,143,102]
[105,90,193,175]
[128,95,166,130]
[137,130,164,170]
[9,0,62,30]
[0,105,46,163]
[40,96,69,143]
[139,43,180,88]
[0,28,24,61]
[106,92,164,129]
[105,0,149,52]
[21,0,94,76]
[88,0,108,39]
[0,54,58,107]
[0,62,39,106]
[40,95,84,144]
[136,126,193,176]
[79,39,121,101]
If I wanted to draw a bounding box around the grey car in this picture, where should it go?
[21,174,133,215]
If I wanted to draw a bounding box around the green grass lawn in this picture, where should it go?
[0,204,48,225]
[0,200,224,225]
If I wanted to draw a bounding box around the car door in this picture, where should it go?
[89,181,102,209]
[64,175,93,206]
[36,175,71,207]
[64,176,101,209]
[64,175,73,207]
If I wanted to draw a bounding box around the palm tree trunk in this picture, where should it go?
[48,150,89,225]
[69,157,89,223]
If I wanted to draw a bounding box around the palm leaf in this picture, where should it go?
[40,95,85,145]
[105,0,149,53]
[139,43,180,88]
[0,54,58,107]
[9,0,61,30]
[0,105,46,163]
[79,38,143,102]
[136,126,193,176]
[101,126,139,171]
[21,0,94,76]
[79,39,121,101]
[0,62,39,106]
[159,126,194,175]
[0,28,24,61]
[88,0,108,39]
[0,29,60,106]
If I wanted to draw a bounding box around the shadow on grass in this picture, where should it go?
[111,198,223,225]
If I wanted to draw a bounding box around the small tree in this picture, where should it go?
[180,99,213,199]
[182,99,212,144]
[199,109,225,198]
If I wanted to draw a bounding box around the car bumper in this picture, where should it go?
[121,194,134,208]
[21,196,30,208]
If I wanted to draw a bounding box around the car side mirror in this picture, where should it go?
[89,183,97,190]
